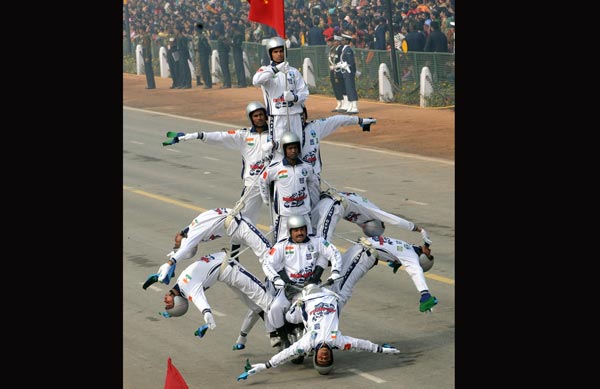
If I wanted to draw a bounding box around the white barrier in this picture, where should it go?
[419,66,433,108]
[188,49,196,79]
[302,57,316,88]
[378,63,394,102]
[243,51,251,81]
[211,49,221,84]
[135,45,144,75]
[159,47,170,78]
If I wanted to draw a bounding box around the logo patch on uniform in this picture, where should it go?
[323,240,330,247]
[278,170,288,179]
[269,247,276,255]
[301,168,308,176]
[343,343,351,350]
[285,245,294,255]
[227,130,236,134]
[397,245,403,252]
[246,137,255,146]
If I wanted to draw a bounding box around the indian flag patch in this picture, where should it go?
[246,137,255,146]
[330,330,337,339]
[278,170,288,179]
[285,246,294,255]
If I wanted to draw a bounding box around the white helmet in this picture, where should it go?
[265,36,286,61]
[419,253,434,272]
[287,215,307,232]
[313,341,334,375]
[165,295,189,317]
[362,219,385,237]
[245,101,267,127]
[280,131,301,154]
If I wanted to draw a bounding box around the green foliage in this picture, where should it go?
[122,55,162,76]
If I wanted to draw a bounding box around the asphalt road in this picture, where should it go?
[123,107,455,388]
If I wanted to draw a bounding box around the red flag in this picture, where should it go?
[164,357,189,389]
[248,0,286,39]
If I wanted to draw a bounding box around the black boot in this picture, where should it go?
[276,326,291,350]
[196,76,202,86]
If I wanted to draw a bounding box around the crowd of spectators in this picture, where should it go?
[124,0,455,54]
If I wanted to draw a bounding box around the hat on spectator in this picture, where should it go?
[341,33,353,40]
[333,35,343,41]
[325,35,334,42]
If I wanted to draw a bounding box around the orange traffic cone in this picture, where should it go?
[164,357,189,389]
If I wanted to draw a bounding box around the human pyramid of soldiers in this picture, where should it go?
[142,37,438,381]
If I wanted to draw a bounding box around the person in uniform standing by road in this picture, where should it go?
[328,36,347,112]
[231,23,247,88]
[196,26,213,89]
[175,24,192,89]
[337,33,359,114]
[141,25,156,89]
[214,23,232,89]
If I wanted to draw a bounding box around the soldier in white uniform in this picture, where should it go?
[259,131,320,242]
[236,284,400,380]
[311,188,433,245]
[161,102,276,259]
[158,250,275,341]
[252,37,309,151]
[261,216,342,350]
[325,236,438,313]
[153,207,272,284]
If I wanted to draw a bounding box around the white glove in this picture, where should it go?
[381,345,400,354]
[273,278,286,290]
[420,228,432,245]
[361,118,377,126]
[261,141,274,153]
[326,270,342,284]
[157,262,174,283]
[283,90,295,102]
[248,363,267,376]
[180,132,200,141]
[334,62,344,70]
[329,65,335,71]
[204,312,216,330]
[275,61,289,73]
